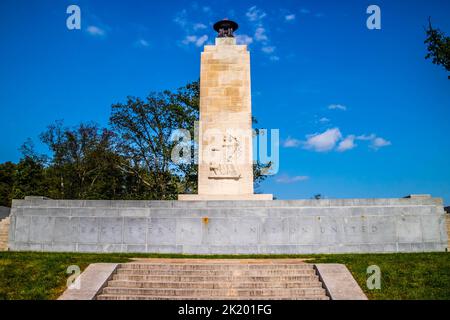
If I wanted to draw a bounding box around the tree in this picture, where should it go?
[39,122,129,199]
[110,82,199,200]
[12,156,48,201]
[0,162,16,207]
[425,18,450,79]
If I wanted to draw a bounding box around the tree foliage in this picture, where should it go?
[110,82,199,199]
[39,122,130,199]
[425,18,450,79]
[0,162,16,207]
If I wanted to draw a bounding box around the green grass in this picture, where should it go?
[308,252,450,300]
[0,252,449,300]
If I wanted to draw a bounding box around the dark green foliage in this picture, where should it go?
[109,82,200,199]
[12,156,48,201]
[39,121,129,200]
[0,162,16,207]
[425,18,450,79]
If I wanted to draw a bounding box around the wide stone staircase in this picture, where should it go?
[96,259,329,300]
[0,216,10,251]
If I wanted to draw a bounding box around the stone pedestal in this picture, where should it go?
[8,196,448,254]
[179,37,272,201]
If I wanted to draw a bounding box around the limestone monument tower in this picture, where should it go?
[179,20,272,200]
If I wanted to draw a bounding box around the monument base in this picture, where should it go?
[178,194,273,201]
[8,195,447,254]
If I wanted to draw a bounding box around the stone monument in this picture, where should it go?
[178,20,272,201]
[6,20,448,254]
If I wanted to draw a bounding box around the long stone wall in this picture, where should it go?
[8,196,448,254]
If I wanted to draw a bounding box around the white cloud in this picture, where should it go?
[356,134,391,150]
[182,34,208,47]
[371,137,392,149]
[173,9,188,27]
[262,46,275,54]
[303,128,342,152]
[236,34,253,45]
[285,14,296,21]
[193,23,207,31]
[173,8,213,48]
[195,35,208,47]
[356,134,376,141]
[337,135,357,152]
[246,6,267,22]
[283,137,302,148]
[182,35,197,45]
[86,25,105,37]
[254,27,268,42]
[328,104,347,111]
[299,8,323,19]
[319,117,330,123]
[284,128,390,153]
[135,39,150,48]
[244,6,279,62]
[276,174,309,184]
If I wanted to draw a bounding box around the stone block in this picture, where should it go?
[14,215,30,242]
[99,218,123,244]
[124,218,147,244]
[126,245,146,253]
[30,216,54,243]
[79,218,99,243]
[53,217,79,243]
[397,216,422,243]
[176,219,202,245]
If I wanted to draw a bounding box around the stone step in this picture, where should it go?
[98,261,329,300]
[120,263,313,271]
[101,287,327,297]
[112,274,320,282]
[107,280,323,289]
[96,294,330,300]
[0,217,9,251]
[115,269,316,276]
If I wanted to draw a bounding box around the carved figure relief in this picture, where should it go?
[208,134,242,180]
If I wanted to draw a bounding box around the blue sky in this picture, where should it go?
[0,0,449,203]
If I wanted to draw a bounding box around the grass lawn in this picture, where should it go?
[0,251,449,300]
